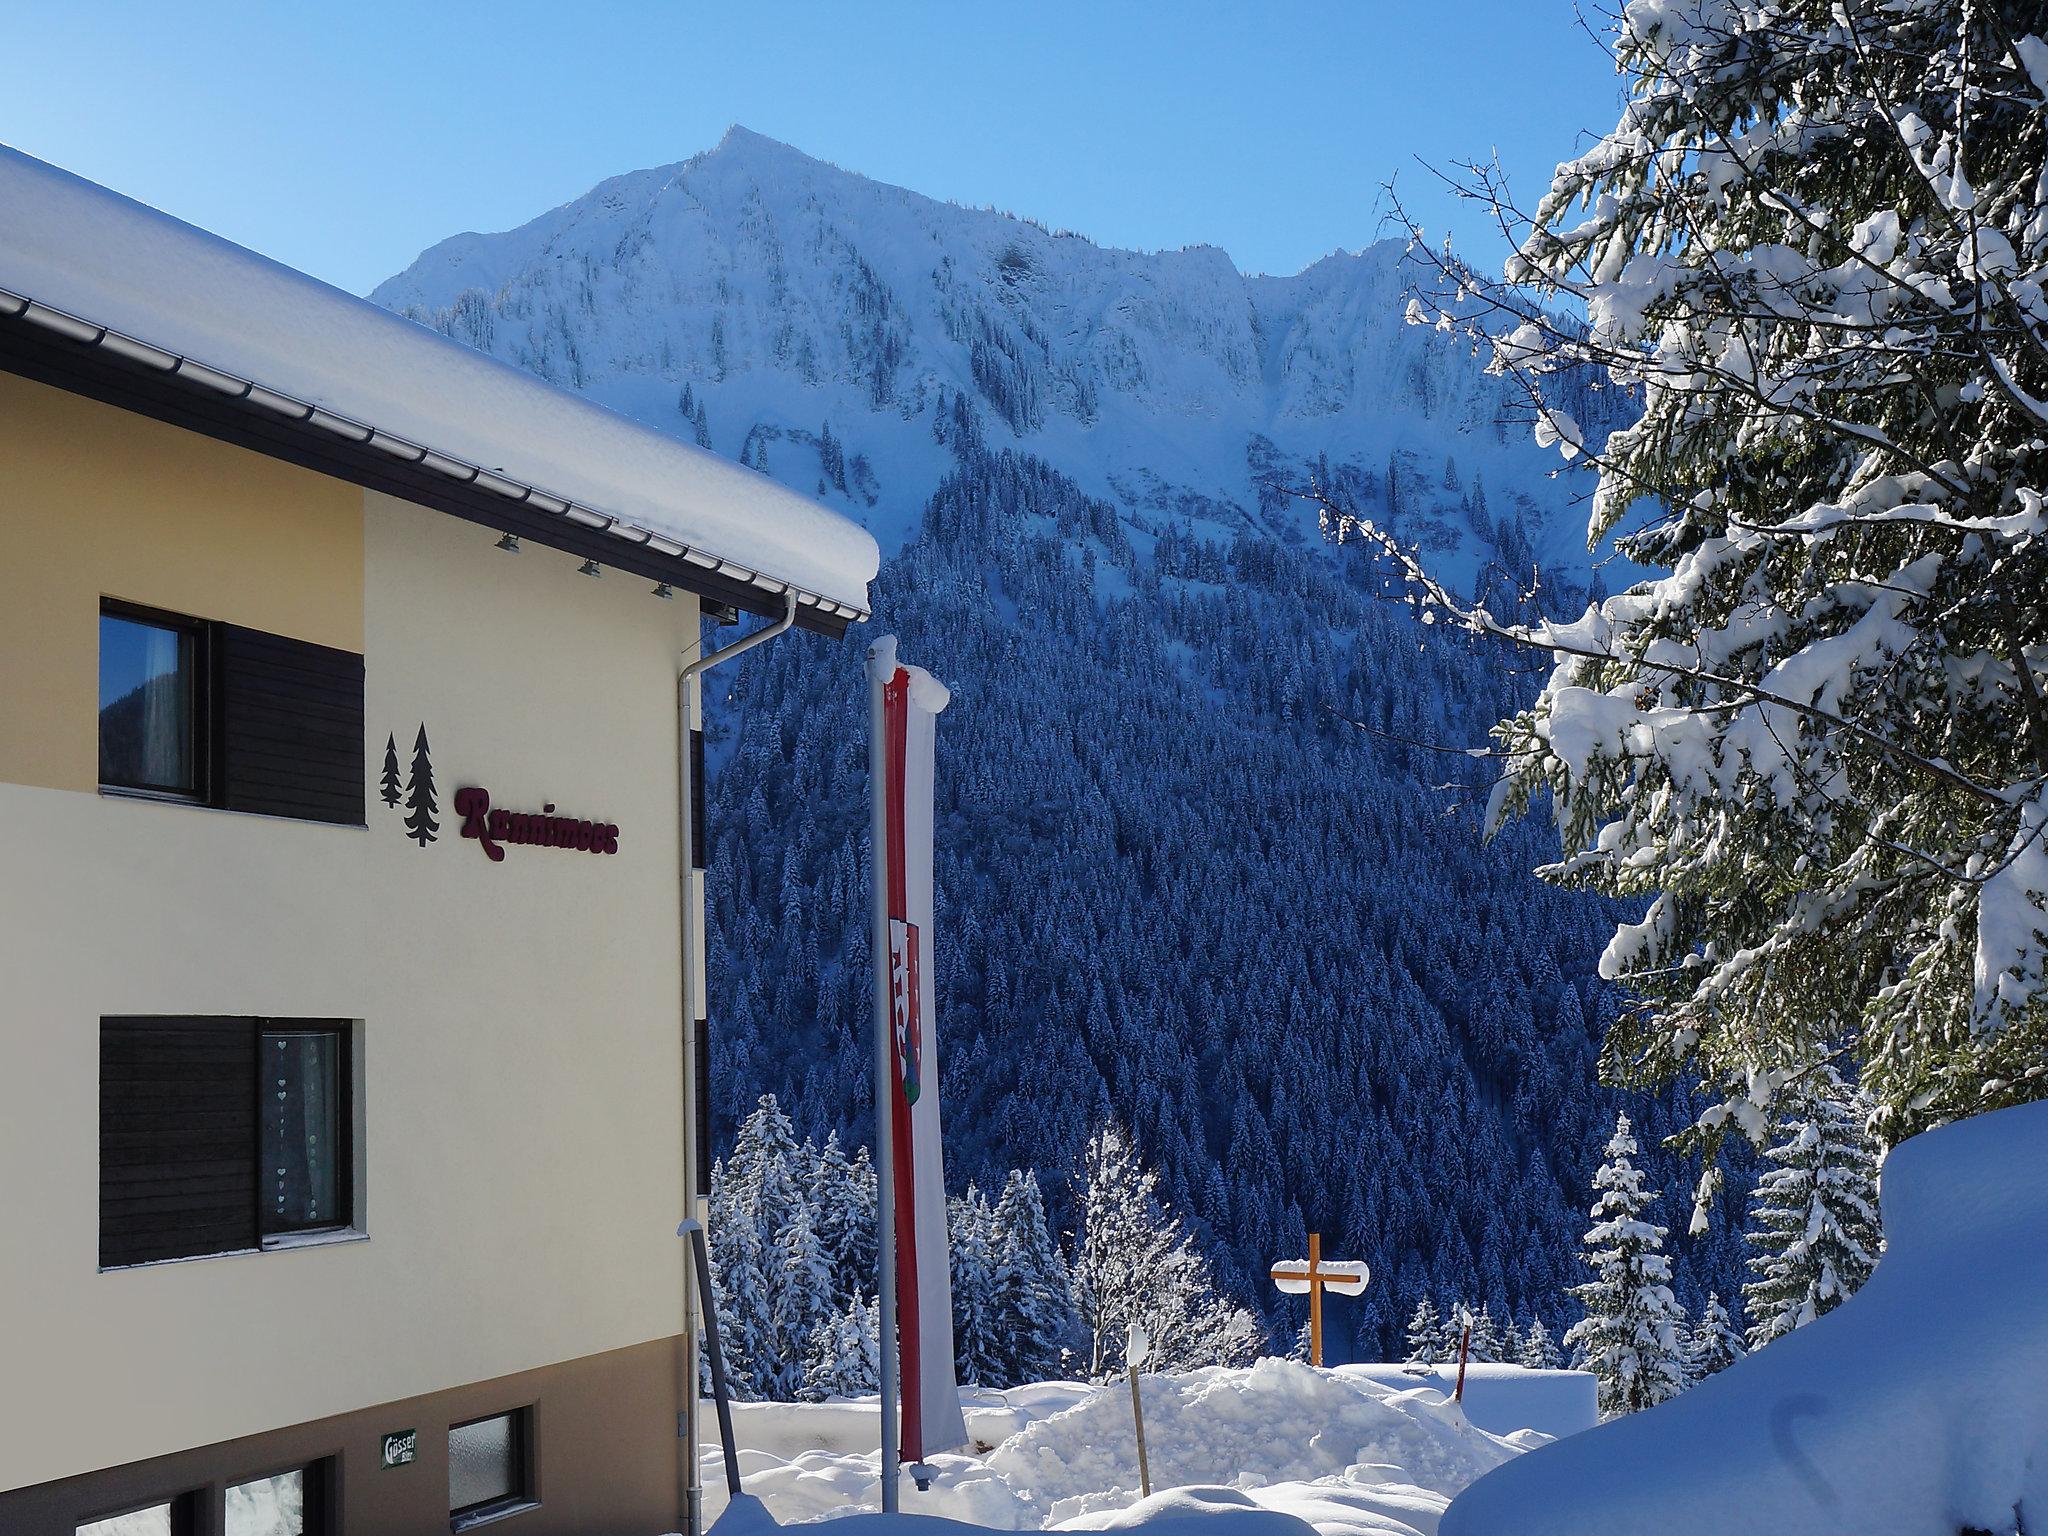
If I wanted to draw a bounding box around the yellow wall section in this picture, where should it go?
[0,371,363,792]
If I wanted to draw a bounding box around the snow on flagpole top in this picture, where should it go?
[867,635,951,713]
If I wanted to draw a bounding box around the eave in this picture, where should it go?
[0,290,865,638]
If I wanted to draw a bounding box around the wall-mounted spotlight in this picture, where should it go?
[494,534,521,553]
[577,560,602,578]
[652,583,676,600]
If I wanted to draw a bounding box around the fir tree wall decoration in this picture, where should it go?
[403,725,438,846]
[379,733,402,809]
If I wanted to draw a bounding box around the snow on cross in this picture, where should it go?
[1270,1233,1368,1367]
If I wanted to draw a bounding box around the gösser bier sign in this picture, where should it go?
[453,786,620,863]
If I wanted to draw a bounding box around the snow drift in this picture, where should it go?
[1442,1099,2048,1536]
[699,1360,1576,1534]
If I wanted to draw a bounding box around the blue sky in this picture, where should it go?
[2,1,1622,297]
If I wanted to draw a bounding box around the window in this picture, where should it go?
[100,1018,354,1269]
[449,1410,534,1529]
[77,1502,182,1536]
[97,599,366,826]
[99,606,202,799]
[226,1461,329,1536]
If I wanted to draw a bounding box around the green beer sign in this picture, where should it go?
[381,1429,417,1469]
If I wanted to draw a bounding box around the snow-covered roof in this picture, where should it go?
[0,146,878,621]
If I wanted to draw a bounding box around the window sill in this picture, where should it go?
[96,786,368,830]
[100,1229,366,1272]
[451,1499,540,1532]
[263,1227,368,1254]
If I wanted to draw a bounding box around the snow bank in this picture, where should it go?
[1442,1099,2048,1536]
[697,1360,1558,1535]
[988,1360,1523,1523]
[0,147,878,613]
[1338,1367,1595,1441]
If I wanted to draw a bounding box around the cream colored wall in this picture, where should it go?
[0,372,363,792]
[0,486,698,1490]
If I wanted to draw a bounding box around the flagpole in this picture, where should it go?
[868,639,901,1515]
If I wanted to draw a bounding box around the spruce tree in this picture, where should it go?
[950,1187,1010,1387]
[1563,1115,1690,1418]
[1743,1065,1883,1350]
[771,1200,833,1401]
[1690,1291,1745,1379]
[1516,1318,1562,1371]
[1467,1303,1506,1364]
[1346,0,2048,1156]
[1404,1297,1446,1364]
[990,1169,1075,1384]
[803,1294,879,1402]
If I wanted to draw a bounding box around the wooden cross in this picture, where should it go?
[1270,1232,1369,1368]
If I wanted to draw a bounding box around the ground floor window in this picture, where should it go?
[75,1461,328,1536]
[226,1463,321,1536]
[449,1409,535,1529]
[77,1500,185,1536]
[100,1017,355,1269]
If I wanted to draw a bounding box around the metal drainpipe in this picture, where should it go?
[677,591,799,1536]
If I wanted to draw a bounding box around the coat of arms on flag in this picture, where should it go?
[888,917,923,1105]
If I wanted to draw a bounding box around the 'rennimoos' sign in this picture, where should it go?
[453,786,620,862]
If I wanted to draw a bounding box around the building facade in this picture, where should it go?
[0,150,876,1536]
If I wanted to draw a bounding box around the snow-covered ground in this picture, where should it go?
[695,1359,1589,1535]
[1443,1099,2048,1536]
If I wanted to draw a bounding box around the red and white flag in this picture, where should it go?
[869,637,968,1469]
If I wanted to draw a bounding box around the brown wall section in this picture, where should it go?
[0,370,363,792]
[0,1335,687,1536]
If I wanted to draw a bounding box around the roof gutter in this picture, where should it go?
[0,285,870,626]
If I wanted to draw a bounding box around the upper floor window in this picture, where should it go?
[99,606,203,799]
[95,598,365,826]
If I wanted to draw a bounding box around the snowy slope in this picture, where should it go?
[374,127,1616,597]
[1442,1100,2048,1536]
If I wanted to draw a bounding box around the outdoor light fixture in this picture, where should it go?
[494,533,521,553]
[578,559,602,578]
[653,582,675,599]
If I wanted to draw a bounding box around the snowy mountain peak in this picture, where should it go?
[373,133,1622,587]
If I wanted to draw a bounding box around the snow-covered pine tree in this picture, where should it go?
[1690,1291,1745,1379]
[813,1132,877,1312]
[1516,1317,1562,1371]
[1563,1115,1690,1417]
[1070,1120,1260,1378]
[949,1185,1006,1388]
[1467,1303,1507,1363]
[706,1155,776,1400]
[990,1168,1076,1385]
[770,1199,833,1402]
[1404,1297,1447,1364]
[1743,1064,1884,1350]
[1342,0,2048,1169]
[802,1293,879,1401]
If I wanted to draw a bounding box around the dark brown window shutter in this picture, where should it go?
[691,727,708,868]
[216,625,365,825]
[100,1018,257,1268]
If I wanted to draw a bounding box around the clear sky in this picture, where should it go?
[2,1,1624,298]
